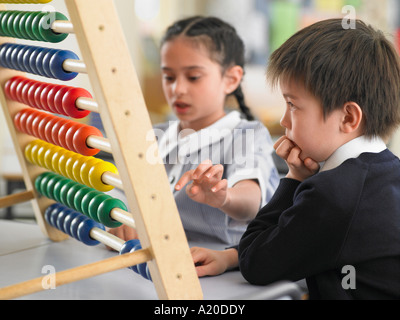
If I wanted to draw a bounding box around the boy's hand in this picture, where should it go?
[175,160,228,209]
[274,136,320,182]
[191,247,238,277]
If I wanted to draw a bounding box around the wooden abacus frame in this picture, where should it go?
[0,0,203,300]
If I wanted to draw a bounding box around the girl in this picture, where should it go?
[111,16,279,246]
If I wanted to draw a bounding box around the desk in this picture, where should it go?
[0,220,303,300]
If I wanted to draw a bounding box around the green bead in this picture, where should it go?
[39,12,69,43]
[53,178,69,203]
[18,12,32,40]
[81,190,100,217]
[5,11,18,38]
[12,12,25,39]
[34,171,52,195]
[97,198,125,228]
[88,193,110,222]
[59,180,76,207]
[73,186,92,214]
[31,12,46,41]
[40,172,57,198]
[1,11,15,37]
[44,174,64,200]
[24,12,41,40]
[66,183,83,210]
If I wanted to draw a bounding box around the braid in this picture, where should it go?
[233,85,254,121]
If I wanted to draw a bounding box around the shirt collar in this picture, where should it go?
[158,111,242,160]
[320,135,387,172]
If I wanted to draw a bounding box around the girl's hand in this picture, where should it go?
[175,160,228,209]
[191,247,239,277]
[274,136,320,182]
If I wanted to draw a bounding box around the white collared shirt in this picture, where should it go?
[320,136,387,172]
[152,111,280,245]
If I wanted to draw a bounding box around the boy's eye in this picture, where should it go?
[287,102,296,111]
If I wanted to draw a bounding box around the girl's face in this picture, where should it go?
[161,37,231,131]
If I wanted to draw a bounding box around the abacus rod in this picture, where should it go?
[0,248,152,300]
[0,190,35,208]
[111,207,136,229]
[51,20,74,34]
[76,97,99,112]
[63,59,87,73]
[86,135,112,154]
[102,171,124,190]
[89,227,125,251]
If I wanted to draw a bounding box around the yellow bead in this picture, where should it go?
[51,148,69,176]
[72,155,87,185]
[65,153,83,181]
[24,142,35,164]
[88,161,118,192]
[80,157,102,187]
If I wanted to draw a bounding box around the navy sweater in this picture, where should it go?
[239,150,400,300]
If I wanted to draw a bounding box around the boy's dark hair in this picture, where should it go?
[161,16,254,121]
[268,18,400,138]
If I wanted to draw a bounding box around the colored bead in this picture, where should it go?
[69,214,88,240]
[87,193,110,222]
[72,125,102,156]
[77,219,104,246]
[62,87,91,119]
[80,190,100,216]
[49,49,79,81]
[73,186,92,214]
[88,161,118,192]
[97,198,124,228]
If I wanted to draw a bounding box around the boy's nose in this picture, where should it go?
[280,109,291,129]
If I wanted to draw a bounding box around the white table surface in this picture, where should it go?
[0,220,290,300]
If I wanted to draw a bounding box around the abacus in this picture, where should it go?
[0,0,203,300]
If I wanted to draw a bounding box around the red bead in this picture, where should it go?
[62,87,92,119]
[39,84,56,112]
[54,86,70,115]
[51,118,69,147]
[20,80,36,106]
[15,79,31,105]
[27,82,42,108]
[47,84,66,114]
[31,110,48,138]
[17,109,35,135]
[72,125,103,156]
[25,111,37,136]
[37,113,56,141]
[34,83,48,110]
[6,76,24,101]
[65,122,85,152]
[13,110,24,132]
[44,116,60,144]
[58,120,80,150]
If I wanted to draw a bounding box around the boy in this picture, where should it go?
[192,19,400,300]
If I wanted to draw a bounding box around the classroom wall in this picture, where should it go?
[0,0,399,188]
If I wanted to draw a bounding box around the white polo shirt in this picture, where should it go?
[153,111,279,245]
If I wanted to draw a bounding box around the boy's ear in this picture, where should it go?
[224,65,244,94]
[340,102,363,133]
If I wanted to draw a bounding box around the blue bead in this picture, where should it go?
[34,47,52,77]
[42,49,60,78]
[29,47,46,76]
[17,46,31,72]
[49,50,79,81]
[9,45,22,70]
[22,46,36,74]
[70,214,89,240]
[0,44,9,68]
[77,219,105,246]
[56,207,74,233]
[44,203,62,226]
[3,44,16,69]
[63,211,81,237]
[120,239,141,272]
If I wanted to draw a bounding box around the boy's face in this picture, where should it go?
[279,79,344,163]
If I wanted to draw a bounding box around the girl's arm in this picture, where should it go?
[175,160,261,221]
